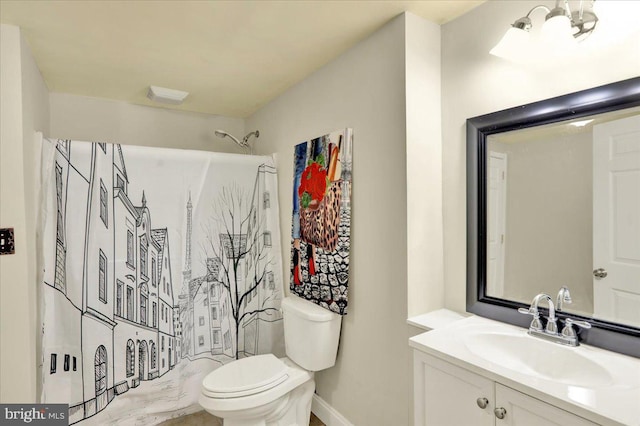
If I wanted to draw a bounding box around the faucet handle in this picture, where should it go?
[561,318,591,340]
[565,318,591,329]
[518,307,543,331]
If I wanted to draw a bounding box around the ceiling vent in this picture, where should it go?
[147,85,189,105]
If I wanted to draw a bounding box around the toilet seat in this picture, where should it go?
[202,354,289,398]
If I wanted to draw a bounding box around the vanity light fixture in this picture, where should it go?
[147,85,189,105]
[490,0,598,60]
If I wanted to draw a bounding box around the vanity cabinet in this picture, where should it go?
[414,351,598,426]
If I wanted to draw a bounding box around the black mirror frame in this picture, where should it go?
[467,76,640,358]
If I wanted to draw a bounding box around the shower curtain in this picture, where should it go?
[38,139,284,425]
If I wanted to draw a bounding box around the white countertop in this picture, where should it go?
[407,308,468,331]
[409,315,640,426]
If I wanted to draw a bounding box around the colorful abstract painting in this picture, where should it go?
[290,129,352,315]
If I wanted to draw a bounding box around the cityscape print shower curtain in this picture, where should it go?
[39,139,284,425]
[290,128,352,315]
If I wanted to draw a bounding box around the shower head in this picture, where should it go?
[214,129,260,154]
[214,129,241,146]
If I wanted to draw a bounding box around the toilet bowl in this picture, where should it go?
[199,355,314,426]
[199,296,342,426]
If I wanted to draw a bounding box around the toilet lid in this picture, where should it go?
[202,354,289,398]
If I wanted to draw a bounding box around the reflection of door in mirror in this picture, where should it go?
[593,115,640,327]
[488,152,507,298]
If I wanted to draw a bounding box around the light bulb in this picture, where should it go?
[541,14,577,55]
[490,26,532,61]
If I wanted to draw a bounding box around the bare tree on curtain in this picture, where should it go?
[201,183,278,359]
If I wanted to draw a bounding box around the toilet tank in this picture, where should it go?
[281,296,342,371]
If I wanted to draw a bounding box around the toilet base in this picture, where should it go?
[264,379,313,426]
[204,379,315,426]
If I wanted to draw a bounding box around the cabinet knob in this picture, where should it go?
[476,397,489,409]
[494,407,507,420]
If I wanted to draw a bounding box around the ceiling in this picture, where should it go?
[0,0,484,118]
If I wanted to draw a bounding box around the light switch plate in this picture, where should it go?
[0,228,15,255]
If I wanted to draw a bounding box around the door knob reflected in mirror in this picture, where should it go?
[593,268,608,279]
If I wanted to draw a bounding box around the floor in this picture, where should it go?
[159,411,325,425]
[309,414,325,426]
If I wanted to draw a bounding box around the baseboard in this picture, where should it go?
[312,393,353,426]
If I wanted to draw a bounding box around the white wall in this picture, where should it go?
[405,13,443,317]
[441,0,640,313]
[247,12,441,425]
[50,93,245,153]
[0,24,50,402]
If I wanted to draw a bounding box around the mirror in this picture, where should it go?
[467,77,640,357]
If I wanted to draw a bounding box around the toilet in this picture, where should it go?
[199,296,342,426]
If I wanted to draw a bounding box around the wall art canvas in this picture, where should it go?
[290,129,352,315]
[39,139,284,425]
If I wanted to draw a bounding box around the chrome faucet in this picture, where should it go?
[519,289,590,346]
[522,293,557,333]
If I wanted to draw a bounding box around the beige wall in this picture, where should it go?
[50,93,245,153]
[0,24,50,402]
[441,0,640,313]
[489,133,593,314]
[247,13,441,425]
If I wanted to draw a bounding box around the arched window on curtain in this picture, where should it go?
[150,342,156,370]
[126,340,135,377]
[94,346,107,395]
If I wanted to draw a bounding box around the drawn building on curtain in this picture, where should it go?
[43,141,177,424]
[177,212,224,360]
[178,164,281,360]
[242,164,280,356]
[178,194,235,359]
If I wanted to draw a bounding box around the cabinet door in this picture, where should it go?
[495,384,598,426]
[414,352,494,426]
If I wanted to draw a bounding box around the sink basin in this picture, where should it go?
[464,332,614,387]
